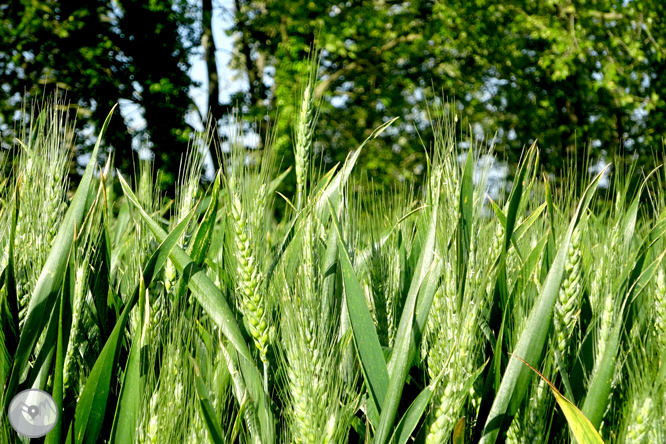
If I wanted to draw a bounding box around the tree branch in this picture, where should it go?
[314,62,358,99]
[314,34,419,99]
[377,33,420,53]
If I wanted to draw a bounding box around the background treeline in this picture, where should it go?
[1,0,665,191]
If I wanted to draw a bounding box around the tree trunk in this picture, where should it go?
[202,0,223,173]
[615,108,624,159]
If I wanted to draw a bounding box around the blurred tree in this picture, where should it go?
[2,0,664,194]
[220,0,666,189]
[0,0,199,192]
[439,0,666,173]
[222,0,448,191]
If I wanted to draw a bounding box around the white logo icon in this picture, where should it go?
[7,389,59,438]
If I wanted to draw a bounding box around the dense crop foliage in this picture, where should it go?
[1,96,665,444]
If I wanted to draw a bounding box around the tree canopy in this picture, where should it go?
[225,0,666,184]
[0,0,198,190]
[1,0,665,191]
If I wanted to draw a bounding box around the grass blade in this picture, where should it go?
[45,260,74,444]
[68,202,195,444]
[4,105,117,408]
[390,385,434,444]
[389,194,438,375]
[25,293,61,390]
[480,165,608,444]
[118,171,254,363]
[191,356,227,444]
[219,342,266,443]
[0,185,20,394]
[512,354,604,444]
[314,117,398,221]
[375,297,413,444]
[174,171,222,305]
[90,208,112,342]
[321,220,339,329]
[237,349,275,443]
[66,289,133,444]
[328,196,389,422]
[475,150,534,441]
[457,146,474,300]
[108,318,141,444]
[582,251,666,428]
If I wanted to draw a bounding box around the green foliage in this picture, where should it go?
[3,0,666,197]
[226,0,666,188]
[2,93,666,444]
[0,0,198,190]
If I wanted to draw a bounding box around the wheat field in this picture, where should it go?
[0,92,665,444]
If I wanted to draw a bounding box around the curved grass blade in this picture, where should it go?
[314,148,361,222]
[512,354,604,444]
[580,213,666,428]
[510,231,549,301]
[328,196,389,423]
[390,384,433,444]
[582,251,666,428]
[118,171,254,362]
[66,287,134,444]
[4,105,117,409]
[375,298,413,444]
[108,271,147,444]
[0,185,20,394]
[620,167,658,252]
[489,143,535,324]
[32,345,55,392]
[6,182,19,346]
[263,207,303,288]
[457,146,474,300]
[191,356,227,444]
[321,220,339,329]
[514,202,546,241]
[113,202,130,247]
[487,199,521,261]
[108,314,141,444]
[314,117,398,221]
[69,204,195,444]
[481,146,535,408]
[228,393,247,444]
[237,351,275,444]
[414,258,443,356]
[355,204,426,273]
[388,196,439,375]
[174,171,222,306]
[219,342,263,443]
[267,166,292,199]
[91,186,112,342]
[110,202,130,275]
[480,165,608,444]
[109,205,196,444]
[45,261,74,444]
[375,188,440,441]
[0,268,9,393]
[25,291,61,390]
